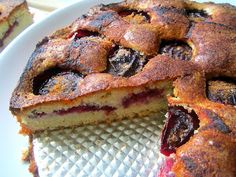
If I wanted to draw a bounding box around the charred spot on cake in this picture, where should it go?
[98,3,124,12]
[158,40,192,61]
[199,109,231,133]
[186,8,210,21]
[181,155,208,177]
[71,36,106,53]
[87,11,118,30]
[36,37,49,48]
[33,68,83,95]
[181,156,198,173]
[118,9,150,23]
[161,106,200,156]
[70,30,101,49]
[106,46,148,77]
[152,6,185,16]
[207,77,236,105]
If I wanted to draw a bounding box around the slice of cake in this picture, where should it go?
[10,0,236,176]
[0,0,33,51]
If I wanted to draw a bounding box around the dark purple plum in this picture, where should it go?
[161,106,200,156]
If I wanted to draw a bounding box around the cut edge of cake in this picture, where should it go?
[0,0,33,51]
[16,80,173,133]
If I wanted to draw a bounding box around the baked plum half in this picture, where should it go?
[161,106,200,156]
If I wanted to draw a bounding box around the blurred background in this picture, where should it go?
[27,0,79,21]
[28,0,79,11]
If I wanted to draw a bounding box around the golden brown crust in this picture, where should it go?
[189,22,236,76]
[173,129,236,177]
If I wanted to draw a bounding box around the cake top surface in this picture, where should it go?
[10,0,236,112]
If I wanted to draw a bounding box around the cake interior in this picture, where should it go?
[19,81,172,132]
[0,3,33,51]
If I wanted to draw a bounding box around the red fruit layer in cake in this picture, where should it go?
[54,105,116,116]
[122,89,164,108]
[28,88,165,119]
[29,105,116,119]
[0,21,18,47]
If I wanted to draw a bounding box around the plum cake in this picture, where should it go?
[0,0,33,51]
[10,0,236,176]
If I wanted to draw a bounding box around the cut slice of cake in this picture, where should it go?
[9,0,236,176]
[11,50,196,133]
[0,0,33,51]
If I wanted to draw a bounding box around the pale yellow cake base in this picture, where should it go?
[0,5,33,51]
[19,81,172,132]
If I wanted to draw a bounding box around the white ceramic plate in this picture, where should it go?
[0,0,235,176]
